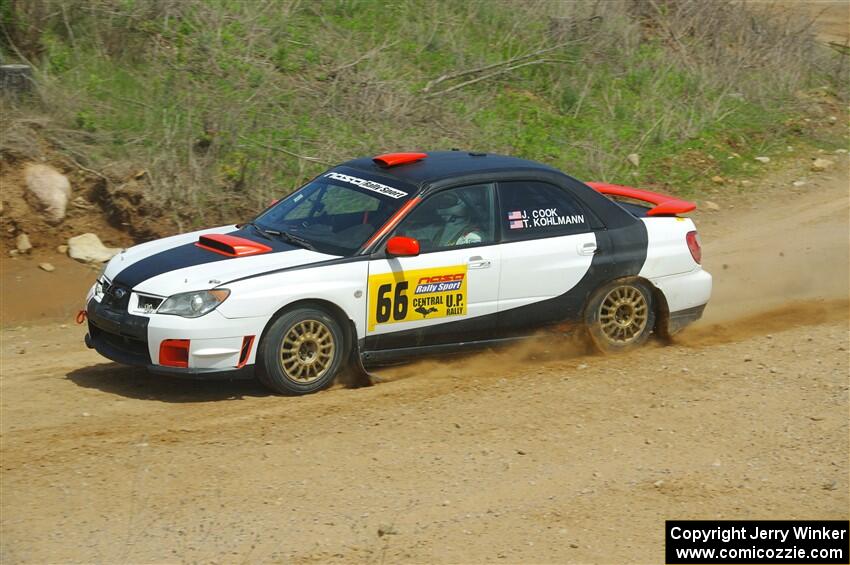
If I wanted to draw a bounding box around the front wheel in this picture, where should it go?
[257,307,345,395]
[585,279,655,353]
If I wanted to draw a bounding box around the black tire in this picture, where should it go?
[584,278,656,354]
[256,307,346,395]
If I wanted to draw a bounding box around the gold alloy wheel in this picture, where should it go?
[280,319,335,383]
[598,285,649,344]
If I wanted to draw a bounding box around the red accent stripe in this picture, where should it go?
[364,196,421,248]
[373,152,427,167]
[237,335,255,368]
[586,182,696,216]
[195,234,273,257]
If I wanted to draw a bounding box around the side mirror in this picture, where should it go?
[386,236,420,257]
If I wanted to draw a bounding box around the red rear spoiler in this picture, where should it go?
[586,182,696,216]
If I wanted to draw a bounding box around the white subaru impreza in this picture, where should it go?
[84,151,711,394]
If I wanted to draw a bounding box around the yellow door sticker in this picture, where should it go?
[368,265,468,330]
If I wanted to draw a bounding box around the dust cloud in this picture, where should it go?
[376,167,850,382]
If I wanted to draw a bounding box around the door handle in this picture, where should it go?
[468,255,491,269]
[578,242,598,256]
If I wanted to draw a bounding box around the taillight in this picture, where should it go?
[686,231,702,264]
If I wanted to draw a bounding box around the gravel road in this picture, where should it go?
[1,156,847,563]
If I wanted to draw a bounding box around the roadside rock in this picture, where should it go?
[710,176,724,185]
[68,233,121,263]
[24,163,72,225]
[15,233,32,253]
[754,156,771,164]
[38,262,55,272]
[626,153,640,168]
[71,196,94,210]
[810,158,834,172]
[56,244,68,254]
[704,200,721,211]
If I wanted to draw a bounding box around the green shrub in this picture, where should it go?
[0,0,846,228]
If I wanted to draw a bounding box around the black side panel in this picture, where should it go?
[496,220,648,335]
[362,335,531,365]
[363,311,498,351]
[361,220,649,352]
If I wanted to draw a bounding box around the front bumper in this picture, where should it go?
[86,298,151,366]
[83,332,254,379]
[85,297,266,376]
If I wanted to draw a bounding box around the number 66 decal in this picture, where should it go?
[375,281,409,323]
[368,265,467,330]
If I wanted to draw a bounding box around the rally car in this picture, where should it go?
[83,151,711,395]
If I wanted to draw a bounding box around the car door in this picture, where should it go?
[365,183,501,350]
[496,180,599,333]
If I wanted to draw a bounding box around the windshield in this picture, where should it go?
[254,171,411,256]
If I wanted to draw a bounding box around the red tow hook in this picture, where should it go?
[75,310,87,324]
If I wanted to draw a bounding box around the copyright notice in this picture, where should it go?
[666,520,850,564]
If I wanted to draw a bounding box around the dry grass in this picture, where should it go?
[1,0,847,234]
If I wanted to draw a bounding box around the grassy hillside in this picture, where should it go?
[1,0,847,233]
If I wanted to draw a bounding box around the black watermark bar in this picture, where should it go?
[666,520,849,564]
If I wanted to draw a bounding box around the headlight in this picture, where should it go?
[94,275,108,300]
[158,289,230,318]
[93,263,110,299]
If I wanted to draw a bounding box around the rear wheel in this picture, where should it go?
[585,279,655,353]
[257,307,345,395]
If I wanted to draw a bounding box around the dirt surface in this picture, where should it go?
[1,154,848,563]
[0,255,99,325]
[0,154,137,254]
[767,0,850,45]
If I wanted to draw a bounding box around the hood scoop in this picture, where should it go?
[195,234,272,257]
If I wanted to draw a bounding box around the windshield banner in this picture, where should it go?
[324,172,408,199]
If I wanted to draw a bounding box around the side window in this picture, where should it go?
[395,184,496,253]
[498,181,590,241]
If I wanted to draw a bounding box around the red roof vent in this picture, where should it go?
[196,234,273,257]
[373,152,427,168]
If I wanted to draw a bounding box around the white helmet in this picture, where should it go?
[434,192,469,221]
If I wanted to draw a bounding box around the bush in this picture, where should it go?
[1,0,847,230]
